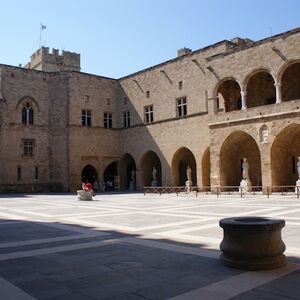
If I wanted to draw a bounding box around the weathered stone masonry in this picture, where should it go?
[0,28,299,192]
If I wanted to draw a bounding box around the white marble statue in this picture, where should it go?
[186,165,192,182]
[242,158,249,180]
[152,166,157,181]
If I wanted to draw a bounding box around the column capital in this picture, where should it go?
[274,82,281,87]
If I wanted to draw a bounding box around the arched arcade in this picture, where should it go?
[219,131,262,187]
[172,147,197,186]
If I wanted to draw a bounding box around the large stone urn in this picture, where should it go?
[219,217,286,270]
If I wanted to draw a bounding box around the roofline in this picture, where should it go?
[118,40,231,81]
[0,64,118,81]
[118,26,300,81]
[206,27,300,62]
[2,26,300,81]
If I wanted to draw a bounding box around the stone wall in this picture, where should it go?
[1,27,300,192]
[67,72,121,191]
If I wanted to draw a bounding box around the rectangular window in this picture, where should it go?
[144,105,154,123]
[178,81,183,89]
[123,111,130,128]
[17,166,21,181]
[104,112,113,128]
[81,110,92,127]
[23,139,34,156]
[124,97,128,105]
[146,91,150,98]
[106,98,111,105]
[177,97,187,117]
[34,166,39,180]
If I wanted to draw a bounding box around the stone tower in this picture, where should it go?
[24,47,80,72]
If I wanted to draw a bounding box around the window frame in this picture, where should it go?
[22,139,35,156]
[123,111,130,128]
[81,109,92,127]
[176,97,187,117]
[22,103,34,125]
[104,112,113,128]
[144,105,154,123]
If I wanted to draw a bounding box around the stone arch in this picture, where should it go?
[244,68,276,108]
[271,123,300,187]
[278,59,300,102]
[81,164,98,187]
[171,147,197,186]
[220,131,262,187]
[16,96,40,125]
[214,77,242,112]
[140,151,162,187]
[119,153,136,190]
[202,147,211,188]
[16,96,40,111]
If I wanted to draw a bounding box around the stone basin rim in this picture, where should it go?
[220,216,285,225]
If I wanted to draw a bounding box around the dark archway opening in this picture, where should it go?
[281,62,300,102]
[271,124,300,187]
[220,131,262,187]
[140,151,162,187]
[216,79,241,112]
[119,154,136,190]
[81,165,98,189]
[246,71,276,108]
[103,162,118,190]
[172,147,197,186]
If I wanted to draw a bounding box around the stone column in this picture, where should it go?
[274,82,282,104]
[240,90,247,110]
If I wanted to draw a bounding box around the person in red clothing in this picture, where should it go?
[83,182,95,196]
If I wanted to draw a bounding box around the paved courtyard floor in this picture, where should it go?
[0,192,300,299]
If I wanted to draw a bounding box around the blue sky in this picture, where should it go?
[0,0,299,78]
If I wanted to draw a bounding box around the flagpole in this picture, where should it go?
[39,23,46,48]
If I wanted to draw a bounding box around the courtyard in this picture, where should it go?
[0,192,299,299]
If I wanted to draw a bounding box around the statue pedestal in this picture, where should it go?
[151,181,158,187]
[185,180,192,193]
[295,180,300,194]
[239,179,252,193]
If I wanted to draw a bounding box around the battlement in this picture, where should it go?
[24,47,80,72]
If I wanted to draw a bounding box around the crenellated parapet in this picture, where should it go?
[24,47,80,72]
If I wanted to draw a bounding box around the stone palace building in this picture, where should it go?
[0,27,299,192]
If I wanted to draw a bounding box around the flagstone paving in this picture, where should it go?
[0,192,299,299]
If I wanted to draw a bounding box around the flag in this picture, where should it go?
[41,24,46,30]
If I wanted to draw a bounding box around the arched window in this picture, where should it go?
[22,103,34,125]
